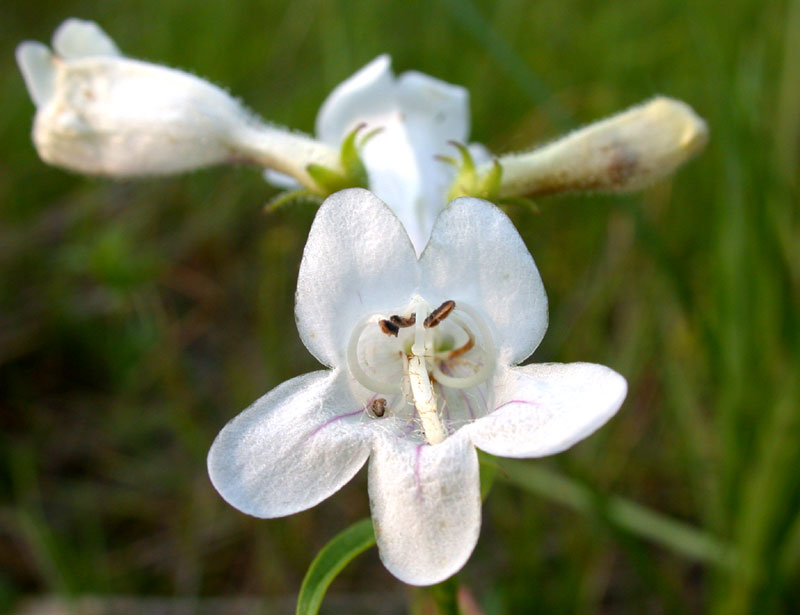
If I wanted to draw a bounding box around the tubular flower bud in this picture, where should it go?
[490,97,709,198]
[16,19,338,188]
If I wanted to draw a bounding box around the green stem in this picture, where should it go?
[430,576,461,615]
[496,458,736,569]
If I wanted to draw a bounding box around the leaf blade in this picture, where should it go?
[296,517,376,615]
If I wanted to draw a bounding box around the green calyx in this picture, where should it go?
[307,123,379,196]
[442,141,502,202]
[264,189,322,213]
[266,124,378,213]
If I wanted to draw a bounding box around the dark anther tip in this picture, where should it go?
[379,319,399,336]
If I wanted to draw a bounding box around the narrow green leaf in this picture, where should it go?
[296,518,376,615]
[496,458,737,569]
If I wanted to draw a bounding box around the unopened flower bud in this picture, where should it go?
[492,97,708,198]
[16,19,338,188]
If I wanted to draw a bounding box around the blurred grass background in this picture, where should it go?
[1,0,799,613]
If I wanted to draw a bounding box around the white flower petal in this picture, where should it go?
[396,70,469,146]
[15,42,56,108]
[375,71,470,252]
[315,55,395,144]
[359,120,428,252]
[468,363,627,457]
[295,188,418,368]
[207,370,371,518]
[314,57,474,253]
[362,125,438,253]
[52,18,120,59]
[368,431,481,585]
[420,197,548,365]
[468,142,492,166]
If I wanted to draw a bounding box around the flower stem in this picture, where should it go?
[430,576,460,615]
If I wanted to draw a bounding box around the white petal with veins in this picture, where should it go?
[207,369,371,518]
[296,189,418,368]
[421,197,548,365]
[369,430,481,585]
[468,363,627,457]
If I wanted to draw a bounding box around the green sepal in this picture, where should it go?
[445,141,504,202]
[449,141,476,174]
[305,124,376,197]
[264,188,323,213]
[296,518,376,615]
[435,154,459,167]
[483,159,503,196]
[338,124,368,187]
[306,163,351,195]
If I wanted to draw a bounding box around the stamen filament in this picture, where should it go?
[346,315,401,394]
[434,335,474,360]
[431,308,496,389]
[345,299,493,443]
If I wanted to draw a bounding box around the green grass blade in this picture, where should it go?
[438,0,571,129]
[296,518,376,615]
[497,458,736,569]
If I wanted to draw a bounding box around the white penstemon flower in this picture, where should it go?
[207,188,627,585]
